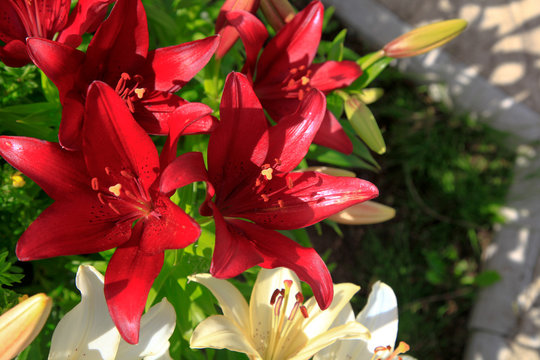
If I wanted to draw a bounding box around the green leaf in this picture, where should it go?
[307,144,379,171]
[474,270,501,288]
[328,29,347,61]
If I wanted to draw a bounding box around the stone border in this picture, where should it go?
[321,0,540,358]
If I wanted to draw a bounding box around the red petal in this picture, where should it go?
[84,81,160,191]
[26,38,85,101]
[309,61,362,92]
[255,1,323,85]
[36,0,71,38]
[0,136,89,200]
[215,0,260,58]
[85,0,148,84]
[58,93,86,150]
[159,102,214,167]
[138,196,200,254]
[208,72,268,202]
[229,219,334,309]
[104,228,164,344]
[57,0,114,47]
[225,10,267,79]
[209,207,263,278]
[16,196,131,260]
[159,152,209,194]
[312,109,353,154]
[134,91,184,135]
[265,89,326,172]
[227,172,378,229]
[0,40,30,67]
[141,36,219,93]
[0,2,27,42]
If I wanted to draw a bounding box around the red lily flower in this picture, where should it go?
[0,0,113,67]
[198,72,378,310]
[226,1,362,154]
[26,0,219,150]
[0,81,205,344]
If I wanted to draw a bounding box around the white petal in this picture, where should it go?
[302,283,360,338]
[48,265,121,360]
[357,281,398,353]
[249,268,302,354]
[189,274,250,330]
[312,303,356,360]
[116,298,176,359]
[190,315,260,358]
[289,321,370,360]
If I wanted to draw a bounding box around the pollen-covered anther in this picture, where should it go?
[134,88,146,99]
[277,200,284,208]
[108,183,122,197]
[301,76,310,85]
[286,177,294,189]
[261,194,270,202]
[261,167,273,180]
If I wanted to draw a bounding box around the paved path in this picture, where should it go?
[321,0,540,359]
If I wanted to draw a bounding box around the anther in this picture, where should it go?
[261,168,273,180]
[97,192,106,205]
[261,194,270,202]
[298,89,305,101]
[105,167,112,175]
[91,177,99,191]
[278,200,284,208]
[300,305,308,318]
[287,177,294,189]
[134,88,146,99]
[301,76,310,85]
[270,289,282,305]
[109,184,122,197]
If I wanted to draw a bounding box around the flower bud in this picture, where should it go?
[328,200,395,225]
[304,166,356,178]
[0,293,52,359]
[383,19,467,58]
[344,95,386,155]
[260,0,296,31]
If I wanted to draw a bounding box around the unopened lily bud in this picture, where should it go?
[328,200,395,225]
[383,19,467,58]
[344,95,386,155]
[0,293,52,360]
[260,0,296,31]
[304,166,356,178]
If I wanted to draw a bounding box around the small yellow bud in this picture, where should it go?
[0,293,52,360]
[328,200,395,225]
[11,172,25,188]
[383,19,467,58]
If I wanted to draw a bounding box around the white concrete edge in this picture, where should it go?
[322,0,540,144]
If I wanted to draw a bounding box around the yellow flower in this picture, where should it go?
[189,267,370,360]
[0,293,52,360]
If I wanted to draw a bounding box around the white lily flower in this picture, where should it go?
[189,267,370,360]
[314,281,414,360]
[48,265,176,360]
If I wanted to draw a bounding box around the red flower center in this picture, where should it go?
[90,166,152,220]
[114,73,147,112]
[253,158,292,208]
[281,65,313,100]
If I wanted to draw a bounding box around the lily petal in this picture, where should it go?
[0,136,89,200]
[16,196,131,261]
[208,72,268,200]
[209,207,264,278]
[138,196,200,254]
[228,172,378,229]
[356,281,399,354]
[312,110,353,154]
[189,274,250,331]
[289,321,370,360]
[142,36,219,93]
[302,283,360,338]
[0,40,29,67]
[229,219,333,310]
[116,298,176,359]
[225,10,268,79]
[84,81,160,191]
[264,88,325,172]
[190,315,260,357]
[49,265,121,360]
[309,61,362,93]
[312,303,357,360]
[58,0,114,47]
[215,0,260,58]
[104,229,165,345]
[159,152,209,194]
